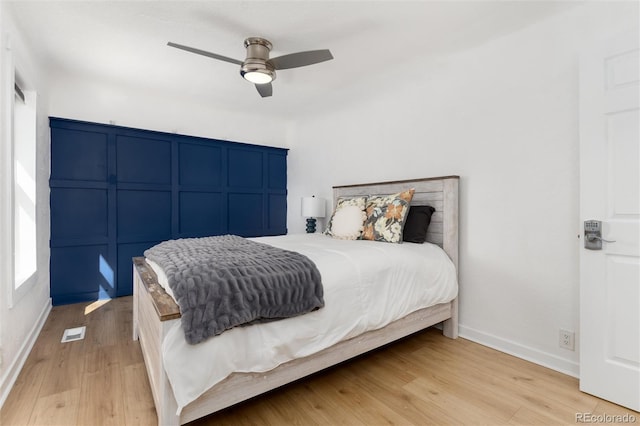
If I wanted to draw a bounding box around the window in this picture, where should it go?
[12,76,37,301]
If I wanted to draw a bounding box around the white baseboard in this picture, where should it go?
[0,297,52,409]
[459,324,580,378]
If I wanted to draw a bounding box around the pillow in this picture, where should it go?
[402,205,436,243]
[327,205,367,240]
[324,196,367,240]
[362,189,415,243]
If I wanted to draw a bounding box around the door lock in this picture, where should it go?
[584,220,616,250]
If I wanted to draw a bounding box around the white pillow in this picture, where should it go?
[329,205,367,240]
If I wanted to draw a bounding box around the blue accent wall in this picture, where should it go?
[49,117,288,305]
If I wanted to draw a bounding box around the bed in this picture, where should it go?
[132,175,460,425]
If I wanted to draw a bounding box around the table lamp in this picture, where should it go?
[301,196,326,233]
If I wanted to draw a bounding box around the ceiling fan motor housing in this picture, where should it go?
[241,37,276,83]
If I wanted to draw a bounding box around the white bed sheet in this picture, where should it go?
[148,233,458,413]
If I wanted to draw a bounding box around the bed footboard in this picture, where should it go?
[133,258,181,426]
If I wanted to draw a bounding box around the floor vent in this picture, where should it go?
[61,326,86,343]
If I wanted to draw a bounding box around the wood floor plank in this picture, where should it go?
[262,387,330,426]
[591,399,640,424]
[508,406,569,425]
[27,388,80,426]
[429,340,598,413]
[404,332,600,417]
[77,365,126,426]
[84,301,119,348]
[403,376,513,425]
[322,372,418,425]
[37,339,87,398]
[293,376,378,425]
[408,345,582,423]
[0,354,48,425]
[121,363,157,426]
[335,358,462,425]
[2,296,638,426]
[84,344,119,375]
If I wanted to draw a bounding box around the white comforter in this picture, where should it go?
[150,233,458,413]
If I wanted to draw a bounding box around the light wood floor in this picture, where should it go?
[1,297,637,425]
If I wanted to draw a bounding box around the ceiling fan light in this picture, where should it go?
[241,60,275,85]
[243,70,273,84]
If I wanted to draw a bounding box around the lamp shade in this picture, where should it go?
[301,196,326,218]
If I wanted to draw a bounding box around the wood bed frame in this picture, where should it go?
[132,175,460,426]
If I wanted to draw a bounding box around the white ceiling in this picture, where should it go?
[6,0,577,117]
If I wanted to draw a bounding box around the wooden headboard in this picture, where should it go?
[332,176,459,269]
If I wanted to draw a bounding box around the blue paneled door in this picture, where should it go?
[49,118,288,305]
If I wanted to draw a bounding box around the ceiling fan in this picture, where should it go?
[168,37,333,98]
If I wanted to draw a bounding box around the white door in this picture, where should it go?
[579,31,639,411]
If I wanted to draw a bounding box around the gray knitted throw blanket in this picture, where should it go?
[144,235,324,345]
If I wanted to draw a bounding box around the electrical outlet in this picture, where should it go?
[559,329,575,351]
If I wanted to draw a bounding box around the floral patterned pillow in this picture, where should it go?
[362,189,415,243]
[324,196,367,240]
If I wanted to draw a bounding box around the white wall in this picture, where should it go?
[48,71,291,149]
[0,5,52,406]
[287,2,639,376]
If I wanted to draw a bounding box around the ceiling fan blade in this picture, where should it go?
[167,42,243,66]
[255,83,273,98]
[269,50,333,70]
